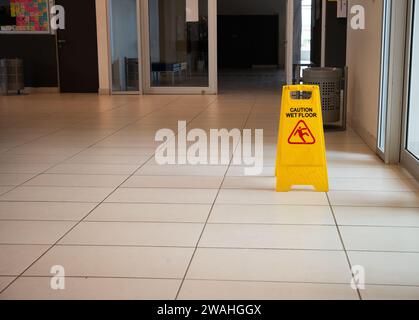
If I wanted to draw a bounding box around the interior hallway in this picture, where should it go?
[0,81,418,300]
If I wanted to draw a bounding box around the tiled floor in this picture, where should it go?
[0,76,418,300]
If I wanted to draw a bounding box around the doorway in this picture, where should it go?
[217,0,287,93]
[141,0,217,94]
[56,0,99,93]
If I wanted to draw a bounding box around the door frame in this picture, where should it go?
[286,0,294,84]
[140,0,217,94]
[377,0,407,164]
[401,0,419,180]
[107,0,143,95]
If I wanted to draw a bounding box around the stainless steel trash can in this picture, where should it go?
[0,58,24,94]
[303,67,342,123]
[0,60,7,95]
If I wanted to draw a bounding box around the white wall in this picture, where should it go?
[96,0,110,94]
[346,0,383,149]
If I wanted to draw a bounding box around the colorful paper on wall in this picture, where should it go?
[12,0,49,32]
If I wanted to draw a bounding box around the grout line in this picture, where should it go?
[3,274,418,290]
[2,219,419,229]
[326,192,363,301]
[1,242,419,255]
[0,199,418,208]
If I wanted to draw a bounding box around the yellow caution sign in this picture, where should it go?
[275,85,329,192]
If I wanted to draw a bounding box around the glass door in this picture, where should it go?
[141,0,217,94]
[108,0,142,94]
[402,0,419,180]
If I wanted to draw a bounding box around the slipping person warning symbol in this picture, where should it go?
[288,120,316,145]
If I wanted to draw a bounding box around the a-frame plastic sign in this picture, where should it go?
[275,85,329,192]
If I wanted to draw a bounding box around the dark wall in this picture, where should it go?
[325,2,347,67]
[218,15,279,69]
[0,34,58,87]
[311,1,347,68]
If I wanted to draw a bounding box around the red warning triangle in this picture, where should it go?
[288,120,316,145]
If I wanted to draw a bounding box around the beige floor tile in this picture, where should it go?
[0,245,50,276]
[329,178,419,192]
[217,189,328,205]
[64,154,151,165]
[328,191,419,208]
[200,224,342,250]
[24,174,127,188]
[0,163,52,174]
[106,188,218,204]
[178,280,359,300]
[136,165,228,177]
[226,166,276,177]
[0,202,95,221]
[59,222,203,247]
[0,174,34,186]
[46,163,140,175]
[361,285,419,300]
[0,277,15,292]
[86,203,210,223]
[122,176,223,189]
[328,167,411,179]
[80,147,156,156]
[24,246,194,279]
[6,146,83,157]
[209,205,334,225]
[222,177,276,189]
[334,207,419,227]
[1,277,181,300]
[0,221,76,245]
[187,248,352,284]
[0,186,114,202]
[0,186,14,196]
[348,251,419,286]
[341,226,419,252]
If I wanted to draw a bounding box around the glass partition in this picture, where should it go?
[109,0,140,93]
[406,0,419,160]
[148,0,209,88]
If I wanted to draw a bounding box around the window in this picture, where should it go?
[301,0,312,62]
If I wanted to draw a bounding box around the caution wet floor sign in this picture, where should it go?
[275,85,329,192]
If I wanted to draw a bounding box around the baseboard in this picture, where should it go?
[98,88,111,95]
[24,87,60,93]
[348,117,378,152]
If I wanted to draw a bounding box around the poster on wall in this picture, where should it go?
[0,0,49,32]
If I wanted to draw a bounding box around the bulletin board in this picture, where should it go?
[0,0,51,33]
